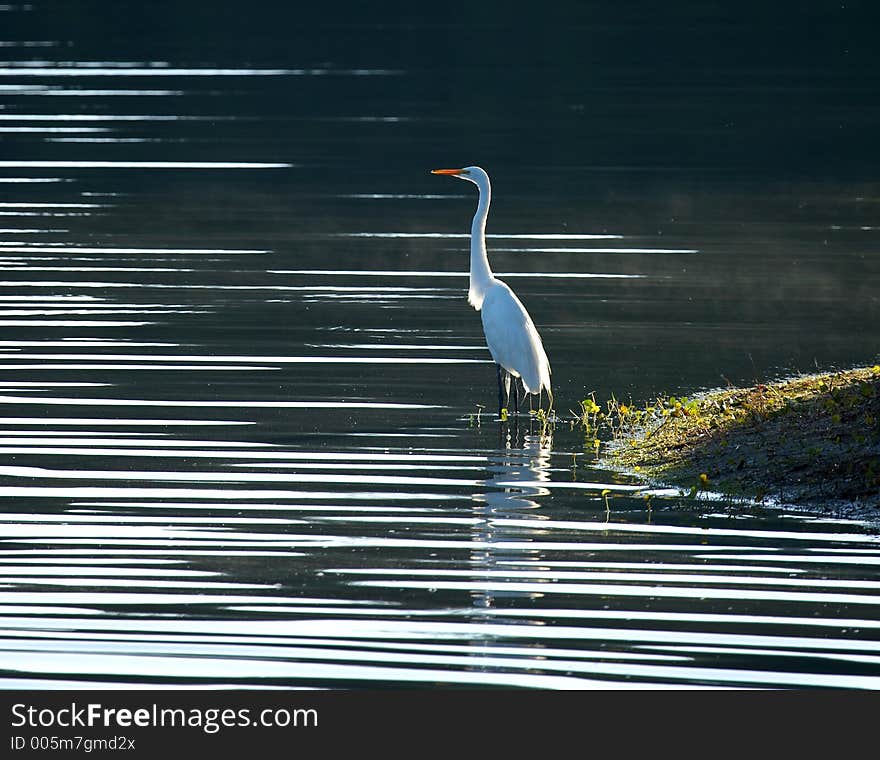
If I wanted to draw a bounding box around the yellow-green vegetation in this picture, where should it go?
[581,365,880,512]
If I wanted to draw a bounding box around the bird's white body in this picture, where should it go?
[480,280,551,394]
[432,165,552,405]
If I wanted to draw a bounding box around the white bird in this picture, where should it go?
[431,166,552,417]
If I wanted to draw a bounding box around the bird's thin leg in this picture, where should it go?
[496,364,506,417]
[512,378,520,416]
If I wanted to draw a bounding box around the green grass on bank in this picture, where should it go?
[579,365,880,512]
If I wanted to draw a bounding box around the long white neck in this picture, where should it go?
[467,173,494,310]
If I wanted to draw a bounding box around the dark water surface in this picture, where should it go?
[0,2,878,688]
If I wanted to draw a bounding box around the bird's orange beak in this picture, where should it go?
[431,168,465,175]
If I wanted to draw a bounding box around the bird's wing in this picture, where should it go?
[480,282,551,394]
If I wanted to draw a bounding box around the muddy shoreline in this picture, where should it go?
[593,365,880,516]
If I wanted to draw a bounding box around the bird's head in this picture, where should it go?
[431,166,489,188]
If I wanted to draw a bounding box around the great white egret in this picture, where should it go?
[431,166,552,417]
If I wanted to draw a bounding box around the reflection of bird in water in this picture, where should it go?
[469,433,553,613]
[483,434,552,512]
[431,166,552,418]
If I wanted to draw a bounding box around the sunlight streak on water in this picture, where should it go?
[0,64,401,76]
[0,177,69,183]
[0,397,444,409]
[0,114,228,121]
[0,246,268,253]
[0,161,293,169]
[493,248,699,254]
[9,88,186,97]
[326,232,623,240]
[273,269,644,279]
[0,126,112,133]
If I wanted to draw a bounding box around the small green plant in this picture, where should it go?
[640,492,653,523]
[578,396,602,431]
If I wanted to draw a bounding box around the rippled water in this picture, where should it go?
[0,3,878,689]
